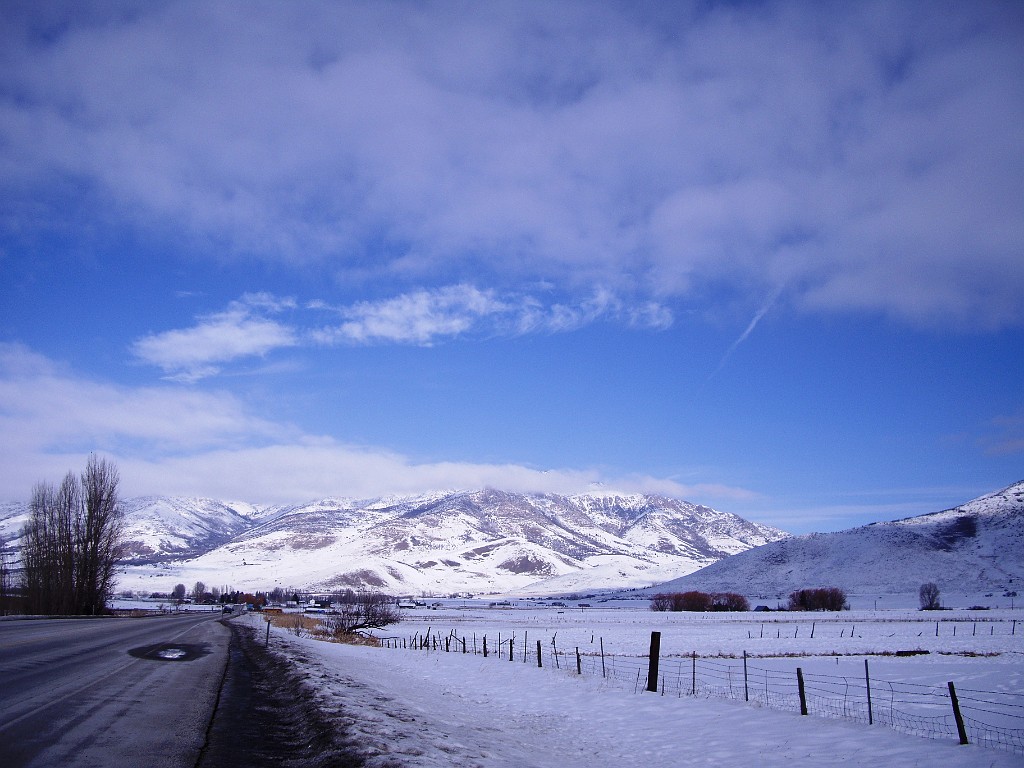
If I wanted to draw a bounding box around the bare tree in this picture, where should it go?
[76,456,123,615]
[19,457,124,615]
[0,535,14,615]
[325,592,400,636]
[919,582,941,610]
[193,581,207,603]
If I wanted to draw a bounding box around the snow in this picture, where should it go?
[243,604,1024,767]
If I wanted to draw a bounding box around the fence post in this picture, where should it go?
[646,632,661,693]
[600,637,606,678]
[948,682,969,745]
[483,636,488,658]
[743,650,749,702]
[864,659,873,725]
[536,639,543,668]
[797,667,808,715]
[576,647,582,675]
[691,651,696,696]
[509,639,514,661]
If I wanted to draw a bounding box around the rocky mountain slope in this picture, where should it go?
[643,481,1024,601]
[0,489,787,596]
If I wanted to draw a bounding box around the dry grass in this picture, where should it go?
[261,611,379,645]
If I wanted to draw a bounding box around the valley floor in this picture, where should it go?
[241,607,1023,767]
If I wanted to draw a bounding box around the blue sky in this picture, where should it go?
[1,1,1022,533]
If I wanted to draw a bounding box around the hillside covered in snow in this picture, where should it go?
[645,481,1024,601]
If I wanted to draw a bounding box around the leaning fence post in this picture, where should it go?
[948,682,969,745]
[864,659,873,725]
[600,637,606,678]
[646,632,661,693]
[797,667,808,715]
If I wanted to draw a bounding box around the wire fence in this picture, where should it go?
[377,628,1024,756]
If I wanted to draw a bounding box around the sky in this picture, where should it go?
[1,1,1022,534]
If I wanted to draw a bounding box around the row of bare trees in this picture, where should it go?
[20,457,124,615]
[651,590,750,612]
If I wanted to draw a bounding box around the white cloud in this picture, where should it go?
[315,285,506,346]
[2,3,1021,329]
[132,294,298,381]
[136,286,672,378]
[0,343,750,506]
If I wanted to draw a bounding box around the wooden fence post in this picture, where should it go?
[536,639,543,668]
[691,651,696,696]
[948,682,969,745]
[509,639,514,661]
[797,667,808,715]
[646,632,661,693]
[743,650,749,702]
[576,647,582,675]
[600,637,606,678]
[864,659,873,725]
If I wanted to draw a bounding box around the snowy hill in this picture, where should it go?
[0,489,786,596]
[646,481,1024,600]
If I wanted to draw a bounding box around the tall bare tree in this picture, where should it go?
[19,457,124,615]
[0,535,14,615]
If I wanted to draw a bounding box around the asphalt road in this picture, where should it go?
[0,612,230,768]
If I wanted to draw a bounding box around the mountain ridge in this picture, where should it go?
[640,480,1024,600]
[0,488,787,596]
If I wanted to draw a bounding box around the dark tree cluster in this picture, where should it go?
[20,457,124,615]
[786,587,848,612]
[651,590,750,612]
[919,582,941,610]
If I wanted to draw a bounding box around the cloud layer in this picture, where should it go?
[2,2,1022,328]
[0,342,746,505]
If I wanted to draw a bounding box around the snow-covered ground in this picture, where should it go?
[242,603,1024,767]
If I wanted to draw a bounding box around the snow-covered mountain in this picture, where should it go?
[0,489,787,596]
[645,481,1024,600]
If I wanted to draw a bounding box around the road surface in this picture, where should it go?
[0,612,230,768]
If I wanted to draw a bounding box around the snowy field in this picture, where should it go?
[242,601,1024,767]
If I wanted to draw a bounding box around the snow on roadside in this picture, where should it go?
[246,616,1020,768]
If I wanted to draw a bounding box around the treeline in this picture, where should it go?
[19,457,124,615]
[650,591,750,612]
[650,586,849,613]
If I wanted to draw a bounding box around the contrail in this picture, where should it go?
[707,287,782,381]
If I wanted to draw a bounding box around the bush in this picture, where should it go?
[787,587,848,611]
